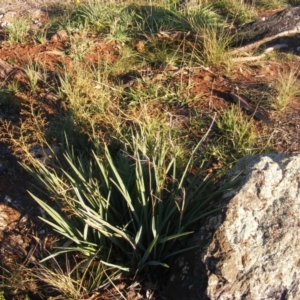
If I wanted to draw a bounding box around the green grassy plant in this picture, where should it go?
[23,60,45,93]
[256,0,288,9]
[269,68,299,111]
[70,2,124,33]
[23,129,232,286]
[6,18,30,44]
[126,5,190,34]
[216,105,257,154]
[140,36,182,68]
[67,28,92,61]
[70,2,137,43]
[207,105,259,170]
[106,44,138,77]
[7,81,20,94]
[105,8,137,43]
[31,25,50,44]
[192,24,233,67]
[212,0,257,25]
[185,5,224,31]
[53,62,116,146]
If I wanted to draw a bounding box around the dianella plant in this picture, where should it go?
[24,129,232,284]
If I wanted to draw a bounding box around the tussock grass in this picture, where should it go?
[216,105,257,154]
[199,24,233,66]
[23,59,46,93]
[256,0,288,9]
[6,18,30,44]
[269,68,300,111]
[212,0,257,25]
[206,105,261,171]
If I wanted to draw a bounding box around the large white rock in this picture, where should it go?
[163,153,300,300]
[204,153,300,299]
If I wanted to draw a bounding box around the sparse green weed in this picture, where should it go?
[269,68,299,111]
[67,27,92,61]
[70,2,123,33]
[23,60,45,93]
[212,0,257,25]
[7,81,20,94]
[185,5,224,31]
[47,61,118,149]
[31,26,48,44]
[194,24,233,67]
[217,105,257,154]
[207,105,259,170]
[256,0,288,9]
[142,35,182,67]
[6,18,30,44]
[126,5,190,34]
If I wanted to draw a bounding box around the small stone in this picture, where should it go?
[4,195,13,204]
[1,21,12,28]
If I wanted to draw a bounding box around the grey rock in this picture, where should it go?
[164,153,300,300]
[204,153,300,300]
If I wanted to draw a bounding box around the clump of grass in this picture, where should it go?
[30,257,114,299]
[185,5,224,30]
[217,105,257,154]
[203,25,233,66]
[49,61,117,147]
[191,24,233,67]
[23,60,46,93]
[30,24,49,44]
[23,128,232,289]
[212,0,257,25]
[66,27,92,61]
[126,5,190,34]
[68,3,134,43]
[269,68,299,111]
[256,0,288,9]
[6,18,30,44]
[207,105,259,171]
[70,2,125,34]
[140,36,182,68]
